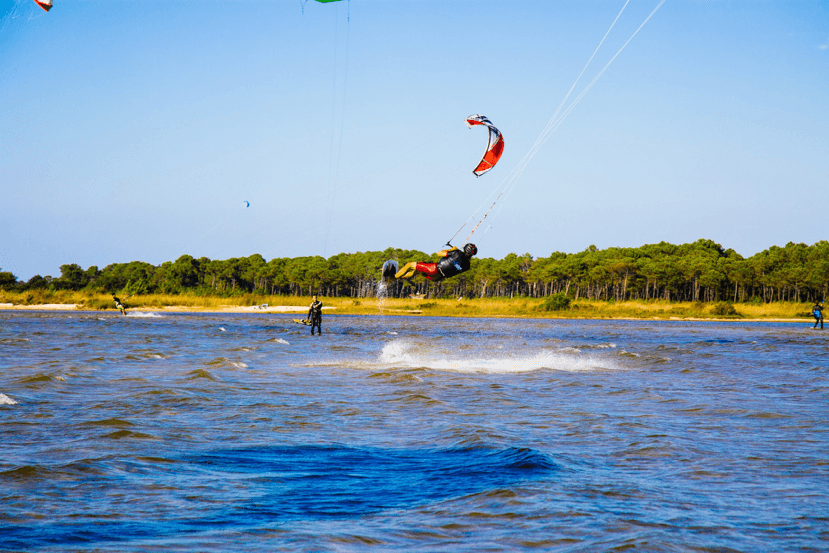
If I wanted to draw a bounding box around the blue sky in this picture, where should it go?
[1,0,827,280]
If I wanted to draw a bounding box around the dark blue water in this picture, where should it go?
[1,311,827,551]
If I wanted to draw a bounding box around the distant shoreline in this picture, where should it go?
[0,300,816,323]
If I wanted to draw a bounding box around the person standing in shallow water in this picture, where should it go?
[812,301,824,330]
[308,295,323,336]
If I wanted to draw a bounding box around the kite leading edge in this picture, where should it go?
[466,114,504,178]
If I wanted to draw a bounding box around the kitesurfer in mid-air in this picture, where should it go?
[812,301,824,330]
[395,244,477,281]
[308,295,323,336]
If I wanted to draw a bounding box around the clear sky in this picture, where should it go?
[1,0,827,280]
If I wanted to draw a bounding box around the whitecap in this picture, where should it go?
[375,340,615,374]
[271,338,290,345]
[0,393,17,405]
[126,312,164,318]
[219,327,226,332]
[230,361,248,369]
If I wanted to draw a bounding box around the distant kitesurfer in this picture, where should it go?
[395,244,477,281]
[308,295,323,336]
[812,301,824,330]
[112,294,128,316]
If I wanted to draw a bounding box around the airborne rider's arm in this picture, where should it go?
[437,246,459,257]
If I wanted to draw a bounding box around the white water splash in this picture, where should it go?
[376,279,389,310]
[126,312,164,318]
[376,340,616,374]
[270,338,290,345]
[0,393,17,405]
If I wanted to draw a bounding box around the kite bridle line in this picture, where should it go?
[323,0,351,256]
[450,0,666,247]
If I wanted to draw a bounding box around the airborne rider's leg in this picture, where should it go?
[395,262,418,279]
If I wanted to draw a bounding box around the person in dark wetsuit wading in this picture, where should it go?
[395,243,477,281]
[812,301,824,330]
[308,295,323,336]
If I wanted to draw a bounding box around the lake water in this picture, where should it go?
[1,310,827,552]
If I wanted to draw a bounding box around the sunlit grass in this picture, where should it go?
[0,290,815,320]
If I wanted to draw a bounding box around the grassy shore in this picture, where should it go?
[0,290,816,320]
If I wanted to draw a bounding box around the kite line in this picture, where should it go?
[323,0,350,256]
[449,0,667,247]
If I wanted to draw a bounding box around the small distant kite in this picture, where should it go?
[300,0,344,14]
[243,201,250,208]
[466,114,505,177]
[33,0,52,11]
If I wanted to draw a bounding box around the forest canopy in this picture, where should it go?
[2,239,827,303]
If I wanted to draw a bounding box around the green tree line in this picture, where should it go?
[2,239,827,303]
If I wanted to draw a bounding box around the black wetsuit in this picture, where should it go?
[813,303,824,329]
[433,249,472,281]
[308,300,323,335]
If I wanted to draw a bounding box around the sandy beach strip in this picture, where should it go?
[0,303,335,314]
[0,303,80,310]
[157,305,336,313]
[0,302,816,322]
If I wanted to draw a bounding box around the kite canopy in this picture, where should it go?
[466,114,504,177]
[315,0,344,3]
[34,0,52,11]
[243,201,250,208]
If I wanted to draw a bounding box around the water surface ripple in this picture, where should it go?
[1,311,827,551]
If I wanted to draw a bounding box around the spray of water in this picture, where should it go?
[376,279,389,311]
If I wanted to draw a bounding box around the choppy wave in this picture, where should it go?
[183,444,557,517]
[0,393,17,405]
[204,357,248,369]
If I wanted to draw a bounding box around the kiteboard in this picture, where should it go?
[382,260,399,280]
[292,319,312,326]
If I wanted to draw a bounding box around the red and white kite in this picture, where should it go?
[466,114,504,177]
[34,0,52,12]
